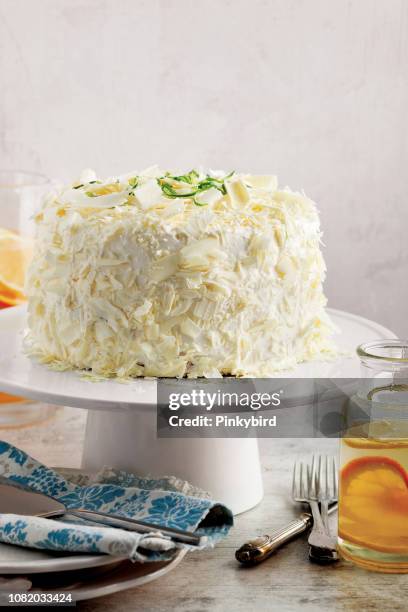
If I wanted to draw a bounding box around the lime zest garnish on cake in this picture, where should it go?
[128,176,139,188]
[157,170,235,206]
[68,169,238,209]
[168,169,200,184]
[157,179,197,199]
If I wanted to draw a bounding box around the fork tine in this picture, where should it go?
[333,456,339,497]
[302,461,308,500]
[318,454,323,497]
[328,456,332,496]
[306,460,312,499]
[320,454,327,498]
[311,454,317,498]
[292,461,297,500]
[316,455,321,497]
[325,455,329,497]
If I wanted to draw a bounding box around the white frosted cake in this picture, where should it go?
[26,167,335,378]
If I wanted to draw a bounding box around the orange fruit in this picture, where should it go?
[339,456,408,553]
[0,228,32,306]
[0,391,26,404]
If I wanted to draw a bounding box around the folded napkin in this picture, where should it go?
[0,442,233,562]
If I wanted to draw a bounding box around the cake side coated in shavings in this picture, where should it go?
[25,167,336,378]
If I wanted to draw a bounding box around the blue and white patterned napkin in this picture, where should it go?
[0,442,233,562]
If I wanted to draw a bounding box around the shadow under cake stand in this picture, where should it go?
[0,306,395,514]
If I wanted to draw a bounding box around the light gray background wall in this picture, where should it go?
[0,0,407,335]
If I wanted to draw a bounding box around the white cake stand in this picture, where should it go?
[0,306,395,514]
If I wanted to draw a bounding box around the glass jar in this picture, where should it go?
[0,170,55,428]
[338,340,408,573]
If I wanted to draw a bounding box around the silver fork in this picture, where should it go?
[235,457,338,565]
[293,459,338,553]
[307,455,339,563]
[313,454,338,532]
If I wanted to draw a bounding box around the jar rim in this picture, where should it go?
[357,339,408,363]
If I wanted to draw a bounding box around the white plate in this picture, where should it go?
[0,542,123,575]
[0,306,395,411]
[0,550,186,602]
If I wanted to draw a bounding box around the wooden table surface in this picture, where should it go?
[2,406,407,612]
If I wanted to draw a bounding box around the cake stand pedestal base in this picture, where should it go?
[1,307,396,514]
[82,408,263,515]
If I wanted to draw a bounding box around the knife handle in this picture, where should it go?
[235,513,312,565]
